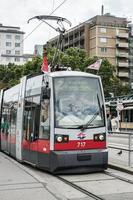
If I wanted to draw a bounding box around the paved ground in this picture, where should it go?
[0,145,133,200]
[0,153,58,200]
[0,152,92,200]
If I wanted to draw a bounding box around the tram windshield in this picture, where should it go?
[54,76,105,129]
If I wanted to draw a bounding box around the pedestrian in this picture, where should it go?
[107,113,112,133]
[111,115,118,132]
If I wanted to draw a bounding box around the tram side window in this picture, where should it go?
[10,104,17,134]
[130,110,133,122]
[1,106,10,134]
[39,99,50,139]
[122,110,133,122]
[23,96,40,141]
[23,98,32,140]
[33,96,40,139]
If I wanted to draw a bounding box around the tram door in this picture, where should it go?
[22,96,40,165]
[0,107,10,153]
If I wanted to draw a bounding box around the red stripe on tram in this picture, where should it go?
[54,140,106,150]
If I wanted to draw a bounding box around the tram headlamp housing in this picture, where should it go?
[94,133,105,141]
[55,135,69,143]
[56,136,63,142]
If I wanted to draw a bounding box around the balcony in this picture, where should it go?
[118,72,129,78]
[117,33,128,39]
[117,52,128,58]
[116,43,129,48]
[118,62,129,67]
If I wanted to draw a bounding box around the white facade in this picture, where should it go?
[34,44,43,56]
[0,24,33,65]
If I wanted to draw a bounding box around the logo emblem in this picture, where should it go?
[77,132,86,139]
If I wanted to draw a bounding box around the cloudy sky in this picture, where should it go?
[0,0,133,54]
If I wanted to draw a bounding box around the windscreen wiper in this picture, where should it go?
[77,109,100,130]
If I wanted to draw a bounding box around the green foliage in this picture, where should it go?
[23,56,42,75]
[0,47,131,97]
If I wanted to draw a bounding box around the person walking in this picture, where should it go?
[107,113,112,133]
[111,115,118,132]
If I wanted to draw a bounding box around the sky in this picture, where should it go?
[0,0,133,54]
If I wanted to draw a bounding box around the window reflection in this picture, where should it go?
[23,96,40,140]
[39,99,50,139]
[54,77,104,128]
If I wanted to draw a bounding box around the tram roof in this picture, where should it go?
[49,71,99,78]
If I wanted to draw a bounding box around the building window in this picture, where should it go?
[23,58,28,62]
[6,57,11,61]
[6,42,11,47]
[6,34,12,39]
[15,43,20,47]
[101,47,107,52]
[15,50,20,55]
[15,57,20,62]
[100,28,106,33]
[15,35,20,40]
[6,50,11,54]
[100,37,107,43]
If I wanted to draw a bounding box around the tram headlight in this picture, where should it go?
[55,135,69,143]
[94,134,105,141]
[56,136,63,143]
[99,134,104,141]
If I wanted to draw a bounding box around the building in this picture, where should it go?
[23,54,34,63]
[34,45,43,57]
[128,24,133,89]
[46,14,131,85]
[0,23,33,65]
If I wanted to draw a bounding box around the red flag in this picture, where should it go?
[41,54,48,73]
[87,59,102,71]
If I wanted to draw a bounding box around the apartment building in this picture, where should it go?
[128,24,133,88]
[0,24,33,65]
[34,45,43,56]
[46,14,130,84]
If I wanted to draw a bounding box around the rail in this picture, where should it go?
[108,131,133,167]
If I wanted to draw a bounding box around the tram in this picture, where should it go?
[0,71,108,173]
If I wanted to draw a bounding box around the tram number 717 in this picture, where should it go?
[77,141,86,148]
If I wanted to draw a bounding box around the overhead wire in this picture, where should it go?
[47,0,55,40]
[7,0,68,53]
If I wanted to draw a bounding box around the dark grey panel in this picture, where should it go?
[22,149,50,169]
[49,150,108,174]
[38,152,50,169]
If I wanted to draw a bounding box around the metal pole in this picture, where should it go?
[116,100,120,131]
[128,133,131,167]
[117,109,120,131]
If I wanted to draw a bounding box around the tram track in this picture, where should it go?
[57,168,133,200]
[2,152,133,199]
[104,170,133,185]
[57,175,105,200]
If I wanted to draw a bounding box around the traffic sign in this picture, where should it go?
[116,103,124,111]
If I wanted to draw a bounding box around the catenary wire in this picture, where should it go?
[8,0,68,53]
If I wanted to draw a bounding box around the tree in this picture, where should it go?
[0,47,131,97]
[22,56,42,76]
[86,58,130,97]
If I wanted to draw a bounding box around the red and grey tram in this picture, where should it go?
[0,71,108,173]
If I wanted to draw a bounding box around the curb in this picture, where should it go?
[108,163,133,175]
